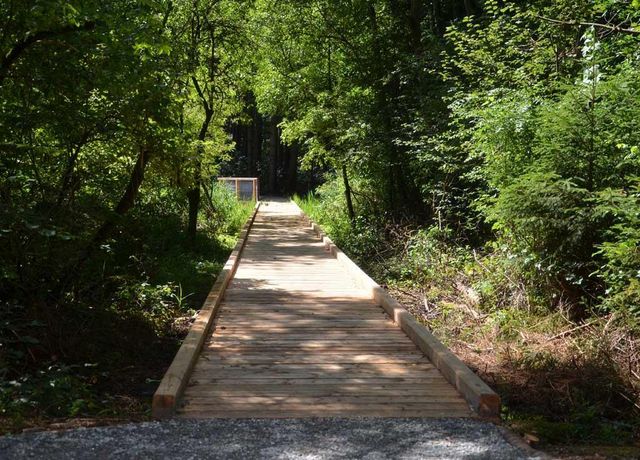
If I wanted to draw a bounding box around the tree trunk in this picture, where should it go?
[463,0,475,16]
[187,108,213,244]
[342,164,355,224]
[431,0,443,36]
[367,2,398,210]
[187,172,201,243]
[268,116,279,194]
[409,0,424,47]
[71,145,151,275]
[247,93,261,176]
[56,147,82,207]
[287,143,298,194]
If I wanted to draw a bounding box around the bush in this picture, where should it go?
[202,182,254,236]
[0,364,98,420]
[471,66,640,310]
[595,182,640,320]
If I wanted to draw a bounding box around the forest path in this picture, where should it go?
[178,199,473,418]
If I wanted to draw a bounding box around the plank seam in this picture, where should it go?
[151,201,261,418]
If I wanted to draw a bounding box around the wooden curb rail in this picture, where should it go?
[152,202,260,418]
[293,201,501,418]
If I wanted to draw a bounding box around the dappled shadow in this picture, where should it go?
[179,201,469,418]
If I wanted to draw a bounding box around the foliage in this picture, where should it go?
[0,0,253,430]
[203,182,255,236]
[595,181,640,318]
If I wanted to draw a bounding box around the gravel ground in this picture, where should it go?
[0,418,546,459]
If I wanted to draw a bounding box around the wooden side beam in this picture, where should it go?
[294,202,501,418]
[152,202,261,418]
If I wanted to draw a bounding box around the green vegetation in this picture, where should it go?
[0,181,251,431]
[0,0,256,432]
[282,0,640,449]
[1,0,639,452]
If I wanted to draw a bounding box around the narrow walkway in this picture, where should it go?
[179,200,472,418]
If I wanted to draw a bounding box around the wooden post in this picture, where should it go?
[235,178,239,199]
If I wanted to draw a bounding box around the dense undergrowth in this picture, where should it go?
[295,182,640,448]
[0,185,252,433]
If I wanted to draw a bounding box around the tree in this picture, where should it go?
[169,0,249,243]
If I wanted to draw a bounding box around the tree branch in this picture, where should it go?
[191,75,211,114]
[537,15,640,36]
[1,21,97,83]
[0,21,96,86]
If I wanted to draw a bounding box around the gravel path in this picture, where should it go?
[0,418,545,459]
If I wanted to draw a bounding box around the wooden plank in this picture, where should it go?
[179,402,470,411]
[208,339,403,345]
[177,409,474,419]
[198,355,428,365]
[190,368,439,379]
[182,396,468,405]
[212,319,394,326]
[184,389,461,397]
[216,311,385,317]
[191,362,436,371]
[219,301,380,307]
[179,401,470,411]
[221,296,373,303]
[184,382,461,392]
[218,306,384,312]
[205,342,418,348]
[209,331,406,339]
[210,326,399,333]
[204,344,419,352]
[188,377,455,385]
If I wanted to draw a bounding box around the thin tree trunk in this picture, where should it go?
[55,147,82,207]
[287,143,298,194]
[252,111,263,176]
[367,3,397,210]
[187,107,213,244]
[409,0,423,47]
[431,0,443,36]
[268,116,279,194]
[246,92,261,176]
[56,132,91,206]
[0,22,96,86]
[463,0,475,16]
[187,170,201,243]
[71,146,151,274]
[342,164,355,224]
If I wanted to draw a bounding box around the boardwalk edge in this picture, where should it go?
[152,201,261,418]
[293,201,501,418]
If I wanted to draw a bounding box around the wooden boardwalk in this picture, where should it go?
[176,200,475,418]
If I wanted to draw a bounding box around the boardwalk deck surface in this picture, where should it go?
[179,200,473,418]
